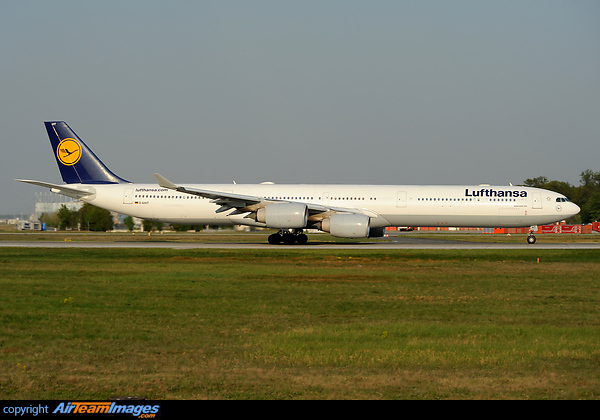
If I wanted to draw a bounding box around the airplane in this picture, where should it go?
[17,121,580,244]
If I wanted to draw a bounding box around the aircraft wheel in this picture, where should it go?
[268,234,282,244]
[282,234,297,245]
[296,234,308,245]
[527,235,537,244]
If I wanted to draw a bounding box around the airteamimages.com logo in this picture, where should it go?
[53,402,160,417]
[2,401,161,418]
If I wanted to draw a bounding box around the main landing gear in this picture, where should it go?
[268,229,308,245]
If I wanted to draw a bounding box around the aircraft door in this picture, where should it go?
[532,193,542,209]
[123,188,133,204]
[322,192,330,207]
[397,191,407,208]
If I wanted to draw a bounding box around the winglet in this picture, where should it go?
[153,173,179,190]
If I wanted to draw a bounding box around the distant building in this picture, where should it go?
[17,220,42,230]
[34,191,82,220]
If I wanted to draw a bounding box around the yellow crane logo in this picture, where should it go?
[56,138,82,166]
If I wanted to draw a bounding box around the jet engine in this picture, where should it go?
[256,203,308,228]
[321,214,371,238]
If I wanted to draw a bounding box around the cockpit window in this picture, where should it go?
[556,197,570,202]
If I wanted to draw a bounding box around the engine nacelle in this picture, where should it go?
[256,203,308,229]
[321,214,370,238]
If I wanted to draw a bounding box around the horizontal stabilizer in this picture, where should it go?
[16,179,95,199]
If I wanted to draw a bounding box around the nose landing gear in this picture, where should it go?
[527,226,537,244]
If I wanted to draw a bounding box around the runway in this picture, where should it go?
[1,238,599,250]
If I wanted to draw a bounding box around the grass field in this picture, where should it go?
[1,247,599,399]
[1,226,599,244]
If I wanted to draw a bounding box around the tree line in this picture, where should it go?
[523,169,600,223]
[40,204,208,232]
[39,203,115,231]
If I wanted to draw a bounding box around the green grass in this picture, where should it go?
[1,248,599,399]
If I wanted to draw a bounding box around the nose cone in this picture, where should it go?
[569,202,581,218]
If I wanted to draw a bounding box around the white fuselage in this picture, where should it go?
[77,183,579,228]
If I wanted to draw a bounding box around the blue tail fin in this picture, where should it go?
[45,121,130,184]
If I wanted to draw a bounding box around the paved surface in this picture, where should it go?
[1,239,599,250]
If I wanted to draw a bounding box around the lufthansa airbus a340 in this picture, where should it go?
[18,121,580,244]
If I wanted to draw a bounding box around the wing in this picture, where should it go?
[16,179,95,200]
[153,173,378,222]
[153,173,265,215]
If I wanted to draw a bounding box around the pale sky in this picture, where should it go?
[2,1,599,215]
